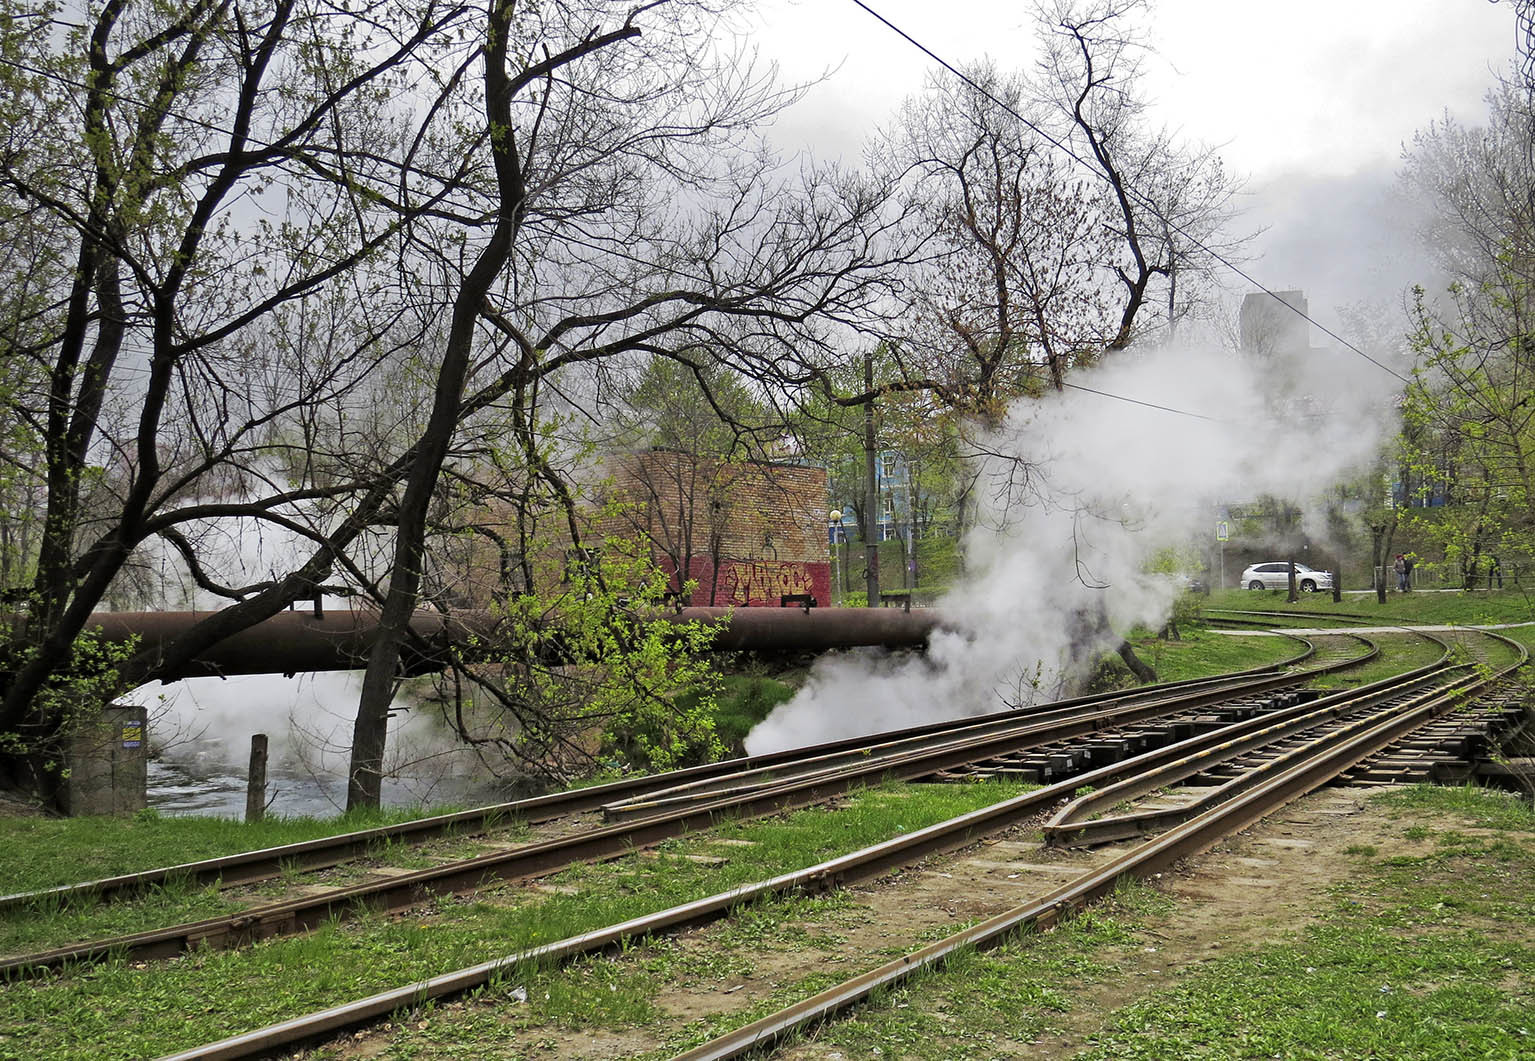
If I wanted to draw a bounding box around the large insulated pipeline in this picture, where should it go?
[80,606,947,681]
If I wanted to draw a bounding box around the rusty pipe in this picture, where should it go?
[79,606,947,681]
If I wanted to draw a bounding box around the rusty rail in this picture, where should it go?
[668,632,1528,1061]
[0,635,1326,916]
[150,631,1508,1061]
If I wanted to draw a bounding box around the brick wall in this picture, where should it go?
[604,451,830,607]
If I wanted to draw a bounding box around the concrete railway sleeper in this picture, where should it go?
[154,631,1521,1060]
[0,648,1373,978]
[0,640,1319,916]
[1337,690,1529,786]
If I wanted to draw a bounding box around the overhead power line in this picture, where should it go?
[846,0,1411,384]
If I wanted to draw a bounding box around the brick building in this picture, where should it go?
[603,450,831,607]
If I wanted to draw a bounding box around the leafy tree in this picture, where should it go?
[1402,280,1535,585]
[1400,65,1535,588]
[432,516,723,783]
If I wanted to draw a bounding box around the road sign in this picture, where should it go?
[1215,520,1229,541]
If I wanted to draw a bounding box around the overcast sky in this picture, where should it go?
[747,0,1517,338]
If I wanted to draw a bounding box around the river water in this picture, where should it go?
[146,747,512,818]
[133,671,514,819]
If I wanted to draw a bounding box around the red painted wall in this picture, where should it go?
[663,557,831,607]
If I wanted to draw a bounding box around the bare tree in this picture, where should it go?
[0,0,473,791]
[863,0,1239,435]
[0,1,911,807]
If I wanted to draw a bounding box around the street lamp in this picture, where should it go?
[829,509,843,604]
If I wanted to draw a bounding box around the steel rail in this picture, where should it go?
[1046,671,1483,847]
[596,675,1349,825]
[1047,627,1525,846]
[667,632,1530,1061]
[1042,636,1458,843]
[597,648,1337,822]
[145,639,1436,1061]
[0,638,1318,915]
[0,657,1353,977]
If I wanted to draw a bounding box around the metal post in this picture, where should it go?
[246,733,269,823]
[828,509,841,605]
[863,350,880,607]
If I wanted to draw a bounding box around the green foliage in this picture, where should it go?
[689,673,796,755]
[1399,272,1535,588]
[0,628,137,764]
[476,530,723,777]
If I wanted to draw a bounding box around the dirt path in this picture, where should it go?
[326,785,1429,1060]
[1011,785,1392,1058]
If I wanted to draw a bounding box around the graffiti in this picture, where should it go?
[719,561,814,606]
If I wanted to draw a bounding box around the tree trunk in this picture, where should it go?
[348,11,524,811]
[344,9,644,810]
[1117,640,1157,683]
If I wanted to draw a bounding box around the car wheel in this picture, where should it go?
[1248,580,1264,590]
[1300,579,1317,593]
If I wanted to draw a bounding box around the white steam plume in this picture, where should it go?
[745,341,1393,754]
[119,487,478,811]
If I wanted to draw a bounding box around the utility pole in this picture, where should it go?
[863,350,880,607]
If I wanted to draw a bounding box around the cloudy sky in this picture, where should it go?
[747,0,1516,337]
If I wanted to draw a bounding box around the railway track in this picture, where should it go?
[0,640,1359,977]
[664,626,1529,1061]
[4,618,1525,1060]
[89,628,1523,1058]
[0,641,1315,916]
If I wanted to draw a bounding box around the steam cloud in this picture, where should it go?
[119,496,479,813]
[744,341,1394,754]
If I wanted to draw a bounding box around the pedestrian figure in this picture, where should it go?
[1402,554,1415,591]
[1490,556,1503,589]
[1393,554,1407,592]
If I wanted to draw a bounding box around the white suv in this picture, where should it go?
[1241,561,1333,592]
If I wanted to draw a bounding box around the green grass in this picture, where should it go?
[1206,586,1535,627]
[0,804,443,896]
[626,784,1534,1061]
[694,673,796,755]
[758,883,1175,1060]
[1076,785,1535,1061]
[1128,626,1304,683]
[0,780,1031,1060]
[0,807,520,959]
[1308,632,1455,689]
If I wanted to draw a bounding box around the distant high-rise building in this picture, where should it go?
[1240,290,1310,356]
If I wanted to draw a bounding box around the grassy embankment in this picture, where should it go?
[3,590,1531,1055]
[0,780,1033,1059]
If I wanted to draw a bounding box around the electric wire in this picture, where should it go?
[846,0,1412,384]
[1,13,1323,427]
